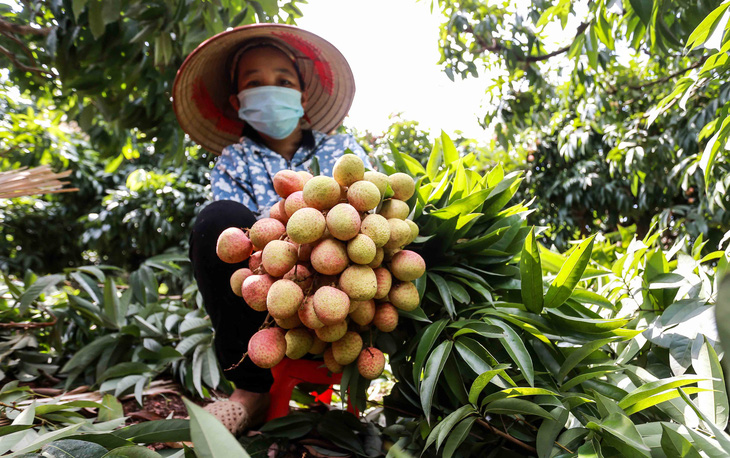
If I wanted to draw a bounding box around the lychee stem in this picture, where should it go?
[225,352,248,371]
[259,313,273,330]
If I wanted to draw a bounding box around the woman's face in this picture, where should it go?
[229,46,307,111]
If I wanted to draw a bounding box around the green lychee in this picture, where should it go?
[389,281,420,311]
[285,328,313,359]
[405,219,419,244]
[338,265,377,301]
[287,207,326,244]
[379,199,410,220]
[323,347,343,373]
[373,267,392,299]
[230,268,253,297]
[384,218,411,249]
[266,279,303,319]
[315,320,348,342]
[368,248,384,268]
[326,203,361,241]
[303,176,341,210]
[332,331,363,365]
[333,154,365,187]
[390,250,426,282]
[261,240,298,277]
[309,336,327,354]
[388,173,415,201]
[298,296,325,330]
[347,234,376,264]
[349,299,375,326]
[347,180,381,212]
[364,171,388,198]
[275,312,302,329]
[360,214,390,248]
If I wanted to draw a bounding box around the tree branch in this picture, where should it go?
[626,59,705,91]
[468,22,589,63]
[0,18,52,36]
[1,28,40,67]
[476,418,537,454]
[0,44,52,76]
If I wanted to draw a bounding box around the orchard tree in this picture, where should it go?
[435,0,730,249]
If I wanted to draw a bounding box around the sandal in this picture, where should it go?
[203,401,250,436]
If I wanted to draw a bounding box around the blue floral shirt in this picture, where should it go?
[211,130,372,217]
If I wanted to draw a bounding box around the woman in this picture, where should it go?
[173,24,371,434]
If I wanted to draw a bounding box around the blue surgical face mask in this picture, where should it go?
[236,86,305,140]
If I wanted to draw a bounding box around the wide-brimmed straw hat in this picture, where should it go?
[173,24,356,155]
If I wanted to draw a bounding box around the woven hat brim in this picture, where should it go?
[172,24,356,155]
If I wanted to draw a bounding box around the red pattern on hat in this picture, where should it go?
[192,78,244,136]
[272,31,334,95]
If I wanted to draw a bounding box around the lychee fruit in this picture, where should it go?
[364,171,388,198]
[287,207,326,244]
[262,240,298,277]
[249,251,263,272]
[298,296,325,329]
[347,234,376,265]
[275,312,302,329]
[230,268,253,297]
[309,336,327,354]
[323,347,344,373]
[333,154,365,187]
[249,218,286,251]
[285,191,307,218]
[388,173,415,201]
[216,227,253,263]
[285,328,313,359]
[315,320,348,342]
[360,214,390,248]
[241,274,275,311]
[248,328,286,369]
[405,219,419,244]
[389,281,420,311]
[283,264,313,291]
[373,303,398,332]
[332,331,363,365]
[357,347,385,379]
[379,199,410,220]
[270,199,289,225]
[390,250,426,282]
[349,299,375,326]
[384,218,411,249]
[296,243,313,262]
[297,170,314,184]
[310,238,349,275]
[338,265,377,301]
[347,180,381,212]
[313,286,350,325]
[326,203,361,241]
[266,279,303,319]
[368,248,384,268]
[303,176,341,210]
[273,170,305,198]
[373,267,392,299]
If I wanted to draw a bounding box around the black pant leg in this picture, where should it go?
[189,200,273,393]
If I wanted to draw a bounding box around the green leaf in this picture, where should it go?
[442,417,475,458]
[101,445,162,457]
[629,0,653,25]
[586,413,651,457]
[18,274,65,314]
[428,189,491,219]
[520,227,543,313]
[7,424,83,456]
[426,138,443,179]
[72,0,88,20]
[543,235,596,309]
[558,337,621,382]
[483,398,553,419]
[618,376,707,410]
[183,398,250,457]
[545,308,631,334]
[258,412,316,438]
[468,364,511,404]
[421,340,453,421]
[661,424,702,458]
[103,278,123,329]
[413,319,448,386]
[41,439,108,458]
[114,420,190,443]
[88,0,106,39]
[693,338,729,429]
[427,273,455,318]
[440,131,459,164]
[537,407,569,458]
[98,394,123,422]
[424,405,474,452]
[686,2,730,49]
[624,387,709,415]
[679,388,730,453]
[483,318,534,386]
